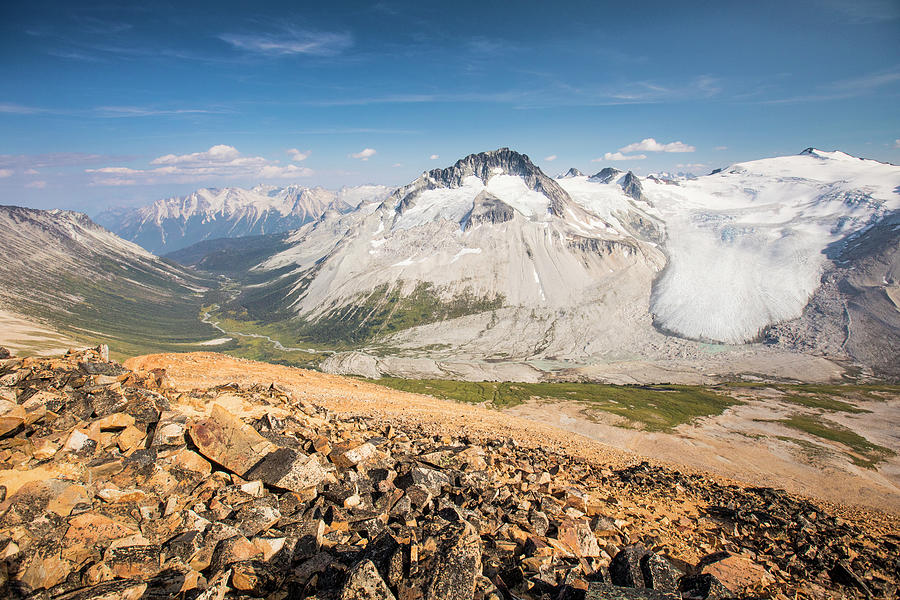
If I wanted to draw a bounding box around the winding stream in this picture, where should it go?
[200,304,331,354]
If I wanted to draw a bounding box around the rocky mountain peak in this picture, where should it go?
[393,148,571,218]
[620,171,644,201]
[589,167,623,184]
[559,167,584,178]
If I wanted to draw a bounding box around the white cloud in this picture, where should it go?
[219,29,352,56]
[150,144,242,165]
[258,164,314,178]
[86,144,314,185]
[619,138,695,153]
[714,146,728,151]
[24,168,39,175]
[25,180,47,189]
[429,154,439,160]
[92,178,138,186]
[544,155,557,162]
[350,148,376,161]
[894,139,900,148]
[287,148,311,162]
[0,169,12,178]
[392,163,403,167]
[87,167,142,175]
[594,152,647,162]
[676,163,706,169]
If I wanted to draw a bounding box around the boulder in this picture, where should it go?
[340,559,396,600]
[188,404,276,476]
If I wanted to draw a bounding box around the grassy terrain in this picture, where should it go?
[214,280,504,349]
[722,382,900,414]
[2,254,223,359]
[374,378,742,432]
[219,336,323,369]
[777,414,896,469]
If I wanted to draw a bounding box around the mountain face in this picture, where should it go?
[214,147,899,380]
[221,148,667,365]
[559,168,583,178]
[0,206,219,354]
[96,184,392,254]
[589,167,622,183]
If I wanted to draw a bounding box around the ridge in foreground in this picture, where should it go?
[0,345,896,599]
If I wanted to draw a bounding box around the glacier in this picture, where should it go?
[642,149,899,343]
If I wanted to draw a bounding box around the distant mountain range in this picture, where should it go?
[95,184,393,254]
[2,147,897,382]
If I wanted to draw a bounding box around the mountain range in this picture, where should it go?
[1,147,897,382]
[95,184,393,254]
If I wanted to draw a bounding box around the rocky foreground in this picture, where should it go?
[0,347,897,599]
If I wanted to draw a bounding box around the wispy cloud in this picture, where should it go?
[219,28,352,56]
[285,127,422,135]
[429,154,439,160]
[95,106,232,118]
[0,169,13,178]
[349,148,376,161]
[0,152,111,169]
[619,138,695,153]
[287,149,311,162]
[25,180,47,189]
[544,155,557,162]
[763,68,900,104]
[0,102,231,119]
[594,152,647,162]
[0,103,49,115]
[814,0,900,23]
[86,145,314,186]
[714,146,728,151]
[894,139,900,148]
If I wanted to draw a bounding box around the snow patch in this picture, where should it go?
[449,247,482,263]
[485,175,550,218]
[197,337,232,346]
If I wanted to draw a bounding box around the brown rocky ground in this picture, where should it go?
[0,348,897,599]
[126,353,900,526]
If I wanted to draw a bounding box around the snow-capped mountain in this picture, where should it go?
[228,148,667,364]
[96,184,393,254]
[558,168,583,178]
[221,147,899,380]
[0,205,219,351]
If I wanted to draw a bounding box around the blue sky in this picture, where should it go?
[1,0,898,214]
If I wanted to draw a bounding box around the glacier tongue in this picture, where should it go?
[647,150,900,344]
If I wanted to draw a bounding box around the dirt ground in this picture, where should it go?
[126,352,900,535]
[0,309,81,356]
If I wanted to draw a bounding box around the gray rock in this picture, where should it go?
[586,582,680,599]
[426,522,482,600]
[341,559,396,600]
[640,552,681,592]
[610,544,648,587]
[244,448,328,493]
[396,465,451,496]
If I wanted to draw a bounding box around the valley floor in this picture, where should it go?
[0,309,81,356]
[125,352,900,523]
